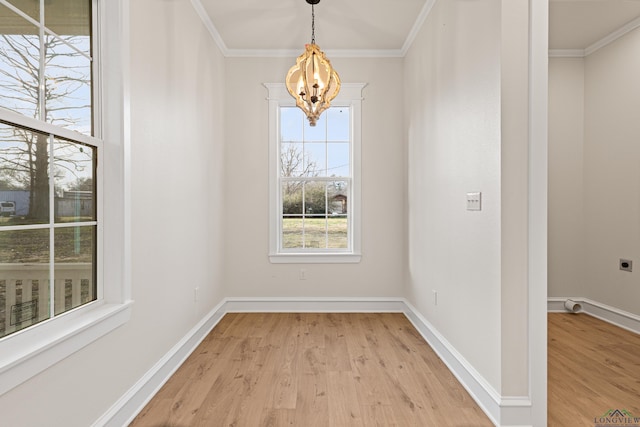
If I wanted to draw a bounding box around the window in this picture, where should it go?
[0,0,131,395]
[266,83,365,263]
[0,0,96,337]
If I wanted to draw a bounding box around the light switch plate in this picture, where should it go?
[467,192,482,211]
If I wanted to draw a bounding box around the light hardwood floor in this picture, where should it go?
[548,313,640,426]
[130,313,493,426]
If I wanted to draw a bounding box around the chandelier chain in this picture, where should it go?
[311,4,316,44]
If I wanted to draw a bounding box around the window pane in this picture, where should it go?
[0,123,50,225]
[327,216,348,249]
[280,142,304,177]
[304,181,326,216]
[303,217,326,248]
[327,107,349,141]
[54,225,95,315]
[329,181,348,214]
[0,2,93,135]
[305,142,326,177]
[282,217,303,249]
[282,181,302,215]
[0,228,51,338]
[53,138,95,222]
[0,5,40,119]
[5,0,39,22]
[45,0,91,38]
[327,142,349,177]
[303,112,326,141]
[281,107,303,142]
[45,34,92,134]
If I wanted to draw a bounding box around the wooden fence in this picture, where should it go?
[0,263,94,338]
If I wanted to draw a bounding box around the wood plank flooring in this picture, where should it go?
[130,313,492,426]
[548,313,640,426]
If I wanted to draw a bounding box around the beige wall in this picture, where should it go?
[548,57,585,297]
[0,1,228,425]
[405,0,503,392]
[583,28,640,314]
[548,27,640,316]
[404,0,532,397]
[222,57,406,298]
[0,0,545,423]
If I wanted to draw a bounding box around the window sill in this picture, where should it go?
[0,300,133,396]
[269,253,362,264]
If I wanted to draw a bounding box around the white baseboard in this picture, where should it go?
[224,296,407,312]
[548,297,640,335]
[402,301,532,427]
[94,297,534,427]
[92,299,228,427]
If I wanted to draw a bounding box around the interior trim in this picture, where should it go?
[548,297,640,335]
[549,15,640,58]
[189,0,430,58]
[95,297,534,427]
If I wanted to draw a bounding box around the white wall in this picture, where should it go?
[0,0,547,424]
[0,1,227,425]
[548,27,640,316]
[404,0,532,399]
[405,0,503,391]
[583,29,640,315]
[223,57,406,298]
[548,57,585,297]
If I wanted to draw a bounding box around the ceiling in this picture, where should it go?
[549,0,640,51]
[198,0,427,55]
[196,0,640,55]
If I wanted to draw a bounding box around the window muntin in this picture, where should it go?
[279,106,352,252]
[0,0,93,135]
[0,0,97,340]
[267,82,363,264]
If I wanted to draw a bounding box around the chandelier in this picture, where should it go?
[285,0,340,126]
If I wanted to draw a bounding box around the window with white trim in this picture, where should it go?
[0,0,97,338]
[267,83,364,263]
[0,0,131,395]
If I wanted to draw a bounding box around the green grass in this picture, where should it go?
[0,218,95,263]
[282,217,348,249]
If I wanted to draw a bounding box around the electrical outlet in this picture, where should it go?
[194,287,199,302]
[620,259,633,272]
[433,290,438,306]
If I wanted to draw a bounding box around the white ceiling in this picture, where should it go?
[549,0,640,51]
[197,0,428,55]
[196,0,640,56]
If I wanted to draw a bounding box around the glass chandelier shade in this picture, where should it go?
[285,2,340,126]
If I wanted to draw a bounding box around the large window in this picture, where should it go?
[267,83,364,263]
[0,0,130,395]
[280,106,351,250]
[0,0,97,338]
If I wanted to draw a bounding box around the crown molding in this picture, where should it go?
[400,0,437,56]
[550,15,640,58]
[190,0,230,56]
[584,14,640,56]
[191,0,433,59]
[548,49,585,58]
[226,48,404,58]
[192,0,639,60]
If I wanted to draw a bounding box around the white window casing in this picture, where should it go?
[0,0,132,396]
[265,83,365,264]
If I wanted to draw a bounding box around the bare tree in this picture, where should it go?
[0,32,91,219]
[280,143,319,178]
